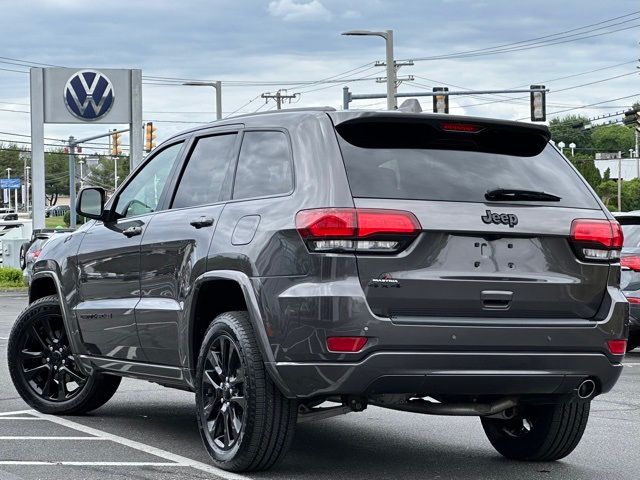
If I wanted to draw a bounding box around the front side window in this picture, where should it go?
[172,133,238,209]
[114,142,183,218]
[233,131,293,200]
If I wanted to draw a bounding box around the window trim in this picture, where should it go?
[228,127,296,203]
[167,127,242,211]
[105,138,188,222]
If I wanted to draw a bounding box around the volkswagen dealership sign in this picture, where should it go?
[42,68,136,124]
[30,67,143,229]
[64,70,115,121]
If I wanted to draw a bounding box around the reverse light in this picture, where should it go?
[326,336,368,353]
[606,339,627,355]
[296,208,421,254]
[569,219,623,261]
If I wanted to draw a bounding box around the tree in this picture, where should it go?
[591,124,635,153]
[548,115,593,150]
[85,156,130,193]
[570,153,601,190]
[44,149,69,205]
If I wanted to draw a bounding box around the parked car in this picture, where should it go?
[20,229,73,284]
[45,205,70,218]
[7,109,628,472]
[0,207,17,221]
[612,212,640,352]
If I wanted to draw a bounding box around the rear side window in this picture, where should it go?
[232,131,293,200]
[172,133,237,208]
[336,122,599,209]
[622,224,640,248]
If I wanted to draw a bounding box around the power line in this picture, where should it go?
[403,11,640,61]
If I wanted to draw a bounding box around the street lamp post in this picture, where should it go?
[342,29,397,110]
[569,142,576,157]
[183,81,222,120]
[557,141,566,155]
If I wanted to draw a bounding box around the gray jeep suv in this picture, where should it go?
[8,109,628,472]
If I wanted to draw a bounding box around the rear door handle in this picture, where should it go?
[122,226,143,238]
[190,216,214,229]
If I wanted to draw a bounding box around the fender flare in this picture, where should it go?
[29,269,92,376]
[185,270,293,397]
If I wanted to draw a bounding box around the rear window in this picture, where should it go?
[336,124,599,209]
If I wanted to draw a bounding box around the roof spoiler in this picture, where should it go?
[331,113,551,157]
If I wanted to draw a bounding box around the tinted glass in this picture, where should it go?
[115,142,183,218]
[172,134,237,208]
[338,137,599,209]
[233,131,293,200]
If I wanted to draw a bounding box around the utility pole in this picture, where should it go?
[618,151,622,212]
[261,90,299,110]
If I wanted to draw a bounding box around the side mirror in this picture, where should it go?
[76,187,106,220]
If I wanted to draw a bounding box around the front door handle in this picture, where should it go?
[122,226,143,238]
[190,216,214,229]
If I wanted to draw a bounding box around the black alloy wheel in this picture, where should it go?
[18,311,87,402]
[201,334,247,452]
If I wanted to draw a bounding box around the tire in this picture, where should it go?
[481,401,590,461]
[7,295,121,415]
[195,311,297,472]
[627,336,639,352]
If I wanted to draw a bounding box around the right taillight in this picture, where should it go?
[569,219,623,261]
[296,208,421,254]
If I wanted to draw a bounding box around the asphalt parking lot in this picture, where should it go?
[1,292,639,480]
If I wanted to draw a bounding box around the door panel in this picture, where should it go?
[75,217,152,360]
[137,205,224,365]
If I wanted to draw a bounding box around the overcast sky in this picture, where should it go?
[0,0,638,153]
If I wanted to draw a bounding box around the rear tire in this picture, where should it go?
[627,336,639,352]
[481,401,589,461]
[195,311,297,472]
[7,295,121,415]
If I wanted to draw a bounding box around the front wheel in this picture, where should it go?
[196,311,297,472]
[7,295,121,415]
[481,401,590,461]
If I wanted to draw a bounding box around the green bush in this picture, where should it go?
[0,267,25,287]
[63,210,85,227]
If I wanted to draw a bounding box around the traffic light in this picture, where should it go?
[530,85,546,122]
[110,130,122,156]
[145,122,157,153]
[623,106,640,126]
[433,87,449,114]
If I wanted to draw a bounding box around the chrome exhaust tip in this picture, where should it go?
[577,379,596,399]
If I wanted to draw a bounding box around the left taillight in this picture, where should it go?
[296,208,421,254]
[569,219,623,261]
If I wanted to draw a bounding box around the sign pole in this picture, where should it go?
[30,68,46,229]
[68,136,77,228]
[130,69,143,169]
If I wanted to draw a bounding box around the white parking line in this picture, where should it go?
[0,410,36,417]
[0,461,181,467]
[30,410,253,480]
[0,417,46,421]
[0,437,107,440]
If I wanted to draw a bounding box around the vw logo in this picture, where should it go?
[64,70,114,121]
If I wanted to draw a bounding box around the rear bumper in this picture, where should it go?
[273,351,622,398]
[258,274,628,399]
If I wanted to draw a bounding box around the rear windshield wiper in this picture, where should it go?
[485,188,562,202]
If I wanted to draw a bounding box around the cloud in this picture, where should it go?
[342,10,361,19]
[268,0,331,21]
